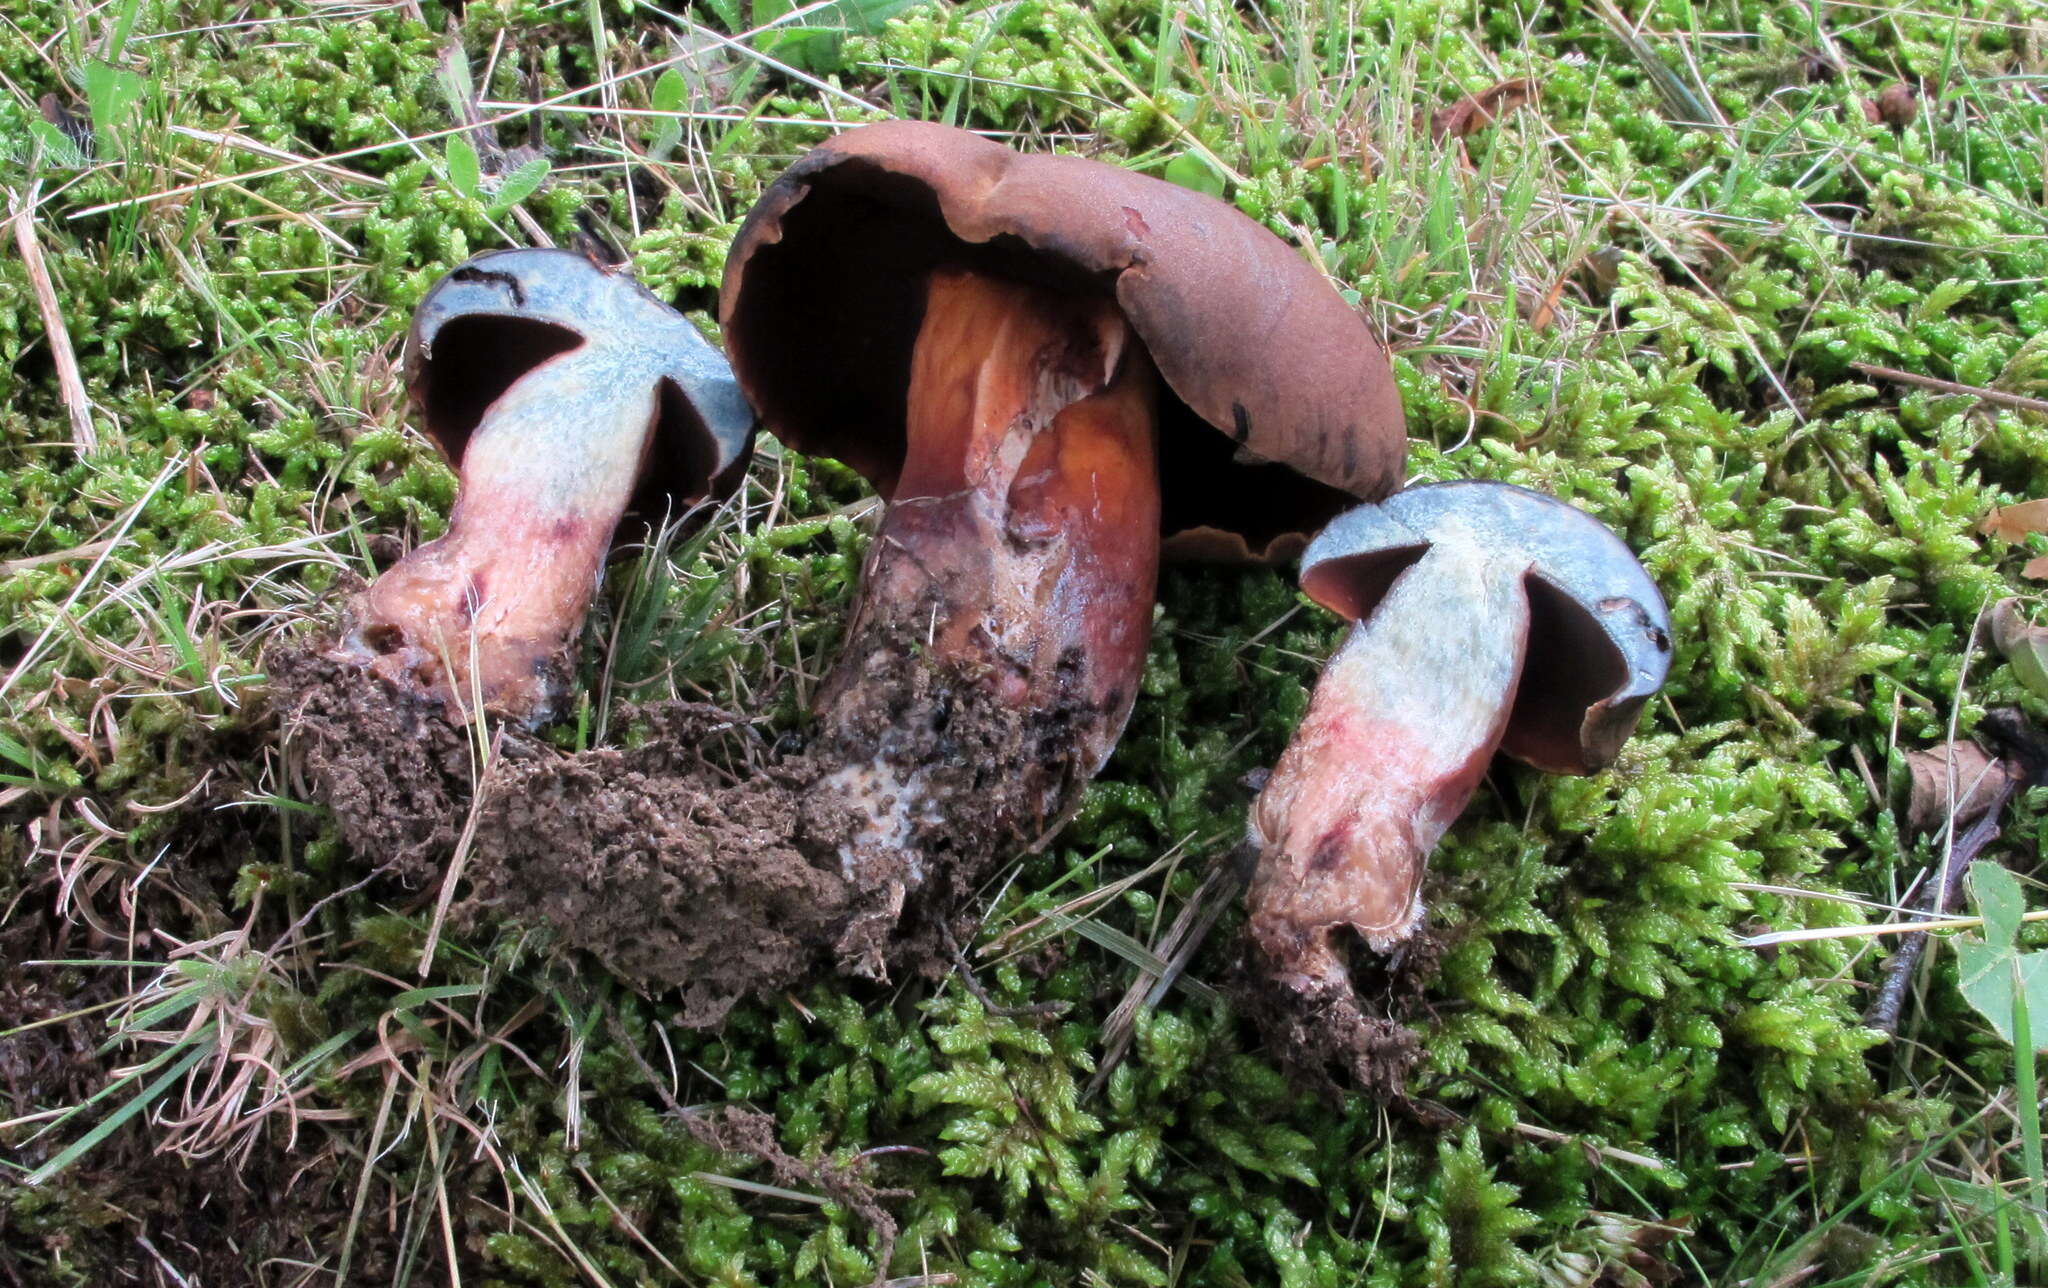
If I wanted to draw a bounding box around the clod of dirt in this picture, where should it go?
[475,718,853,1030]
[269,572,1112,1026]
[1863,82,1920,130]
[466,625,1093,1025]
[1236,918,1446,1104]
[263,637,478,880]
[267,611,1089,1026]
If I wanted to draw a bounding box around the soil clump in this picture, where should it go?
[269,611,1094,1026]
[264,639,476,881]
[1234,923,1446,1104]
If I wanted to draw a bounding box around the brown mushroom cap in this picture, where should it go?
[719,121,1406,562]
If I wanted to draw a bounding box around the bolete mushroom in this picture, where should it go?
[346,248,753,725]
[720,120,1405,953]
[1245,481,1671,1087]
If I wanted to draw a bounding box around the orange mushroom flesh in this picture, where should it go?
[813,268,1161,898]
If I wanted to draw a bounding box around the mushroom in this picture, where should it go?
[719,121,1406,952]
[346,248,753,726]
[1245,481,1671,1085]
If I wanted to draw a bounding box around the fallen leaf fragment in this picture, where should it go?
[1870,708,2048,1034]
[1431,77,1538,142]
[1991,598,2048,701]
[2025,554,2048,581]
[1903,740,2025,836]
[1978,498,2048,542]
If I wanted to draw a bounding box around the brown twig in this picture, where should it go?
[1851,361,2048,418]
[10,194,98,453]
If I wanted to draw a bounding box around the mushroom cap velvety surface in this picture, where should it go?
[718,120,1406,562]
[1298,481,1673,774]
[408,247,756,505]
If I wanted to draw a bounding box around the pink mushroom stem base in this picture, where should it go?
[1248,544,1531,1001]
[344,354,657,725]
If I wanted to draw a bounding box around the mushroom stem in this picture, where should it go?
[1248,543,1529,990]
[349,353,656,723]
[815,268,1160,910]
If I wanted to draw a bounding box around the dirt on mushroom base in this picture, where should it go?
[266,649,840,1021]
[269,625,1445,1097]
[1233,923,1447,1105]
[264,639,474,882]
[270,599,1107,1025]
[472,605,1108,1024]
[473,712,853,1029]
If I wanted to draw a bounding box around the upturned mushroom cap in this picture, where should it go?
[718,120,1406,562]
[408,248,755,503]
[1299,481,1672,774]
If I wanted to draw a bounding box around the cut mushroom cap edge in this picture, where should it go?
[407,247,755,487]
[1298,480,1673,776]
[339,248,758,725]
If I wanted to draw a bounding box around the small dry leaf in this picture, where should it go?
[1991,598,2048,701]
[1431,78,1538,143]
[1862,82,1920,129]
[1525,273,1571,331]
[1903,740,2024,836]
[1978,498,2048,542]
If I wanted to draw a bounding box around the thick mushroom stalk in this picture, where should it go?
[343,250,751,725]
[812,269,1160,949]
[1247,483,1671,1083]
[713,120,1410,974]
[1250,541,1525,974]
